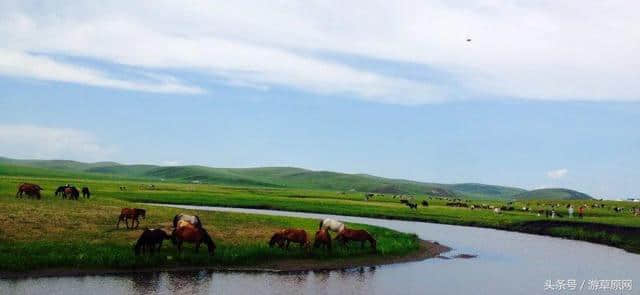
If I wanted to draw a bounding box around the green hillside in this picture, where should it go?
[0,157,580,200]
[512,188,593,200]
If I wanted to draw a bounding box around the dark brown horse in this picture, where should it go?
[134,229,171,255]
[313,229,332,251]
[269,229,310,249]
[335,228,376,250]
[171,222,216,255]
[16,183,43,199]
[81,187,91,198]
[117,208,146,229]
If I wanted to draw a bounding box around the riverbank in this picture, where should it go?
[0,192,444,277]
[0,240,448,279]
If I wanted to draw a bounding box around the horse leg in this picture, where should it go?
[117,216,122,228]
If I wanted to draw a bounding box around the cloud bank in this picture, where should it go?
[0,124,114,162]
[1,1,639,103]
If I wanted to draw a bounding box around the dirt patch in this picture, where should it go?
[0,240,449,279]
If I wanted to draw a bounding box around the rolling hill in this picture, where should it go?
[512,188,593,200]
[0,156,590,200]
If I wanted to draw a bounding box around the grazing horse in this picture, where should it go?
[117,208,146,229]
[171,222,216,255]
[313,229,332,251]
[421,200,429,207]
[134,229,171,255]
[268,229,310,249]
[319,218,345,234]
[55,186,66,197]
[81,187,91,198]
[335,228,376,250]
[172,213,202,229]
[63,187,80,200]
[16,183,43,199]
[406,203,418,210]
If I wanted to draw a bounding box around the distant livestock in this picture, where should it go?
[16,183,43,199]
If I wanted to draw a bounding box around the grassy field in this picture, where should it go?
[0,176,422,273]
[1,170,639,275]
[0,157,532,199]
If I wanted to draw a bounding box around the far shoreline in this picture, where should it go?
[0,240,449,279]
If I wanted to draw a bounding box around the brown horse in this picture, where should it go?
[171,222,216,255]
[313,229,332,251]
[16,183,43,199]
[134,229,171,255]
[269,229,310,249]
[63,187,80,200]
[335,228,376,250]
[117,208,146,229]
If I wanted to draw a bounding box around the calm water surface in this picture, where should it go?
[2,204,638,295]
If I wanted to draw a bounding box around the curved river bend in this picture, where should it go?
[2,204,639,295]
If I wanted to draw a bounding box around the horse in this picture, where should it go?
[313,229,331,251]
[117,208,146,229]
[55,186,66,197]
[406,203,418,210]
[172,213,202,229]
[335,228,376,250]
[319,218,345,234]
[63,187,80,200]
[16,183,43,199]
[421,200,429,207]
[134,229,171,255]
[81,187,91,198]
[268,229,310,249]
[171,222,215,255]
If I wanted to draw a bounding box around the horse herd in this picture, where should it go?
[129,209,376,257]
[16,183,90,200]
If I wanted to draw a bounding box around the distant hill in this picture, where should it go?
[512,188,593,200]
[0,156,585,200]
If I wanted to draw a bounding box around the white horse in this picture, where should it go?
[173,213,202,229]
[319,218,345,233]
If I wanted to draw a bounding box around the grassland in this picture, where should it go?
[1,166,638,276]
[0,157,533,199]
[0,176,431,275]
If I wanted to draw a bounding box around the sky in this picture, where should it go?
[0,1,639,198]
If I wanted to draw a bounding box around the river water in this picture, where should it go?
[1,204,638,294]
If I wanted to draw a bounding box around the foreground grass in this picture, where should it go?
[0,180,419,273]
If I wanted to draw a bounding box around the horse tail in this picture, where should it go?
[134,236,144,256]
[200,228,216,254]
[368,234,377,250]
[319,219,324,230]
[172,214,180,228]
[194,215,203,228]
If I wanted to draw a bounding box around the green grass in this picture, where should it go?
[0,176,419,273]
[0,163,638,274]
[0,157,535,199]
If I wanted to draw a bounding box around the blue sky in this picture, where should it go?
[1,1,639,198]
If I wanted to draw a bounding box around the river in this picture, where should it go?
[1,204,638,294]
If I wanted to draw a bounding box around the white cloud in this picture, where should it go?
[0,49,203,94]
[0,124,114,162]
[160,160,182,166]
[0,1,639,103]
[547,168,568,179]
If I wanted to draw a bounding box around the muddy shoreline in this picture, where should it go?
[0,240,449,279]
